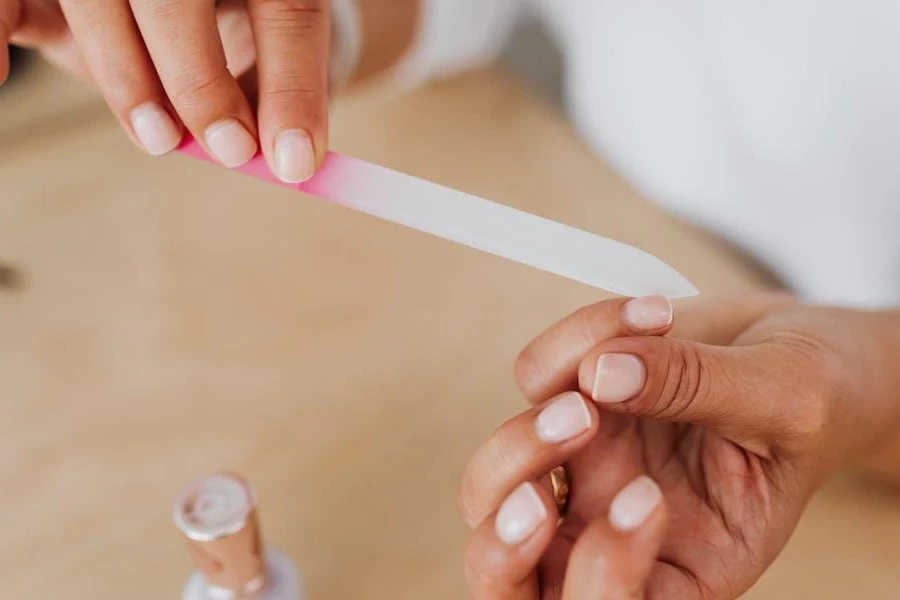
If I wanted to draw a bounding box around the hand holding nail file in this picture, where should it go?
[177,138,699,298]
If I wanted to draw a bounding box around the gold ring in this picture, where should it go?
[549,466,570,517]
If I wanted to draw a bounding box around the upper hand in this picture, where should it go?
[460,293,900,598]
[1,0,329,182]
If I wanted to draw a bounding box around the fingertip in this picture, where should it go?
[494,482,559,547]
[129,102,183,157]
[562,476,667,598]
[272,127,316,183]
[465,481,558,596]
[514,296,669,405]
[204,118,258,168]
[459,395,595,531]
[579,348,648,406]
[608,475,666,534]
[622,295,674,333]
[534,391,599,444]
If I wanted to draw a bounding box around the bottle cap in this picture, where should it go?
[174,472,267,598]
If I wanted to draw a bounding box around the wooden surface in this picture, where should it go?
[1,60,898,599]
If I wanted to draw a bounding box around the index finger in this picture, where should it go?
[248,0,330,183]
[516,292,796,405]
[515,296,674,404]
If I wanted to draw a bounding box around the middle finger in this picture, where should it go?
[131,0,258,167]
[515,296,674,405]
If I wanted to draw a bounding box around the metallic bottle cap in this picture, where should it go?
[174,473,267,598]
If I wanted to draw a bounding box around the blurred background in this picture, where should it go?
[2,13,900,600]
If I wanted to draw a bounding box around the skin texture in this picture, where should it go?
[0,0,419,177]
[1,0,328,174]
[461,293,900,599]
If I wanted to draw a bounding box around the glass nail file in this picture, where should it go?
[177,138,699,299]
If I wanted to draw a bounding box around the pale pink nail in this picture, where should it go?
[274,129,316,183]
[130,102,181,156]
[609,475,662,532]
[495,483,547,545]
[536,392,592,443]
[623,295,673,330]
[204,119,257,168]
[591,354,646,403]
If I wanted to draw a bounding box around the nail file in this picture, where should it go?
[177,139,700,298]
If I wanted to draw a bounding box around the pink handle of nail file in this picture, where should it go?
[176,138,699,298]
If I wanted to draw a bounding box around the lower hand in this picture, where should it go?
[460,293,900,598]
[1,0,329,182]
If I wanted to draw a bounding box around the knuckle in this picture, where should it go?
[513,343,567,401]
[572,304,604,347]
[643,343,706,419]
[492,418,532,471]
[485,422,521,476]
[264,82,325,103]
[784,360,837,443]
[168,67,231,108]
[774,333,842,443]
[456,420,527,527]
[96,63,152,108]
[513,344,542,390]
[787,384,831,442]
[252,0,324,31]
[146,0,185,21]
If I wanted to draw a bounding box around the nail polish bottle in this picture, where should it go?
[174,472,304,600]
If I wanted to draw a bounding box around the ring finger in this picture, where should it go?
[58,0,182,155]
[130,0,258,167]
[459,392,599,529]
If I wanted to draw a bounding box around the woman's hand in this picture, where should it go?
[0,0,329,182]
[460,294,900,598]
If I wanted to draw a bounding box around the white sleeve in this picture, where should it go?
[391,0,525,90]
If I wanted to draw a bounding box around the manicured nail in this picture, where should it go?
[204,119,257,168]
[592,354,646,403]
[274,129,316,183]
[609,475,662,532]
[623,295,673,330]
[536,392,592,443]
[130,102,181,156]
[495,483,547,545]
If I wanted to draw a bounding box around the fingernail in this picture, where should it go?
[204,119,257,168]
[609,475,662,532]
[623,295,673,330]
[495,483,547,545]
[274,129,316,183]
[130,102,181,156]
[592,354,646,404]
[536,392,592,443]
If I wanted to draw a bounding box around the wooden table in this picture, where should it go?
[1,61,898,599]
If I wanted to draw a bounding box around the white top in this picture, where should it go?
[380,0,900,308]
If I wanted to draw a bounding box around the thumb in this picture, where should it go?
[577,334,813,455]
